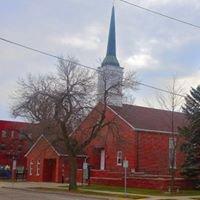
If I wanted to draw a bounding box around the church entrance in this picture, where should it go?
[43,159,56,182]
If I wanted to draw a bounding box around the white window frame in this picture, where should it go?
[169,138,176,169]
[1,130,7,138]
[36,160,40,176]
[117,151,123,166]
[11,130,15,138]
[29,160,33,176]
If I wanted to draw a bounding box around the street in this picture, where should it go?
[0,188,104,200]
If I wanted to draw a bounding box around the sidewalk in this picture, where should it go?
[0,181,200,200]
[80,188,200,200]
[0,181,64,189]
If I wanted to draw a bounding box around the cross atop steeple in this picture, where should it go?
[102,6,120,67]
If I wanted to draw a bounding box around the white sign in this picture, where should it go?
[123,160,129,168]
[83,162,89,180]
[12,160,17,170]
[83,162,88,170]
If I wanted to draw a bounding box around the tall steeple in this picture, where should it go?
[102,6,120,67]
[97,5,123,107]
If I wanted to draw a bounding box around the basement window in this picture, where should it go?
[117,151,123,166]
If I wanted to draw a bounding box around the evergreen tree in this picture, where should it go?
[181,86,200,188]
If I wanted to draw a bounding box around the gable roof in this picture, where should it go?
[25,134,86,157]
[109,104,186,133]
[25,134,60,157]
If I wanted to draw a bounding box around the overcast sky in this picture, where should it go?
[1,0,200,121]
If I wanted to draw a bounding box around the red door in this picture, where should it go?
[43,159,56,182]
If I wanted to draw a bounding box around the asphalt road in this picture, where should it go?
[0,188,104,200]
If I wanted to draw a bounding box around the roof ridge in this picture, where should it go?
[121,103,184,115]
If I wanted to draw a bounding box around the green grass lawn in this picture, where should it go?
[80,184,200,196]
[30,186,144,199]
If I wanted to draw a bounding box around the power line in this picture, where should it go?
[136,81,186,98]
[0,37,97,71]
[118,0,200,30]
[0,36,186,98]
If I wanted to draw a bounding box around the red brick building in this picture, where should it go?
[84,104,188,189]
[0,120,29,169]
[24,6,191,189]
[25,135,85,183]
[25,104,190,189]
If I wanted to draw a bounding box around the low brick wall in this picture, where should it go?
[90,175,193,190]
[72,169,194,190]
[26,167,193,190]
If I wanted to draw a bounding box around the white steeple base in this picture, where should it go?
[97,65,123,107]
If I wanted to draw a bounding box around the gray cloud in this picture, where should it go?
[0,0,200,119]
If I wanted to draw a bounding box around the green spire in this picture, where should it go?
[102,6,120,67]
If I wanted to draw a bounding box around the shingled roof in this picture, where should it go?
[109,104,186,133]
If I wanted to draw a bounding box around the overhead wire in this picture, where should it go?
[0,36,186,98]
[0,37,96,71]
[118,0,200,29]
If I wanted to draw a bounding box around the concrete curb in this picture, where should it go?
[1,186,120,200]
[80,188,148,197]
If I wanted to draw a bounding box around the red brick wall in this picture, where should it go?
[26,137,85,183]
[58,157,85,183]
[84,107,137,173]
[0,120,29,168]
[91,176,193,190]
[26,137,59,182]
[80,106,186,177]
[137,131,185,176]
[80,106,186,178]
[25,104,186,185]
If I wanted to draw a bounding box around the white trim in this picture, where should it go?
[29,160,33,176]
[100,149,105,170]
[25,134,60,157]
[107,105,135,130]
[116,151,123,166]
[25,135,44,157]
[107,105,179,135]
[60,154,87,157]
[36,160,40,176]
[42,136,61,156]
[135,128,179,135]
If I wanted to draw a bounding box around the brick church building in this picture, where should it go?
[24,6,191,190]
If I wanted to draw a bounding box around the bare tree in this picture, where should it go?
[12,57,137,190]
[154,77,185,193]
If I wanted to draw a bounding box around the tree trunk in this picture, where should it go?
[170,148,176,194]
[170,165,175,194]
[170,105,176,194]
[68,156,77,191]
